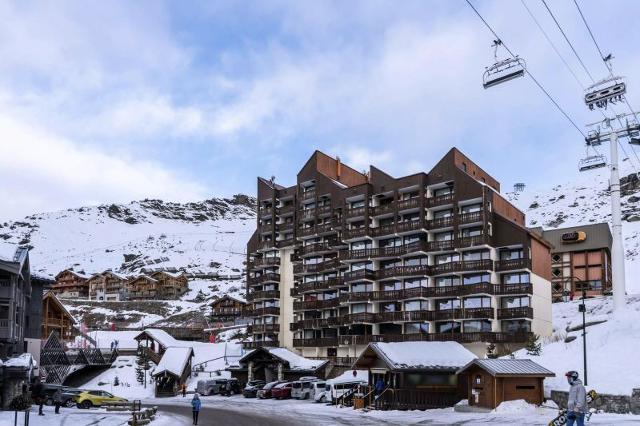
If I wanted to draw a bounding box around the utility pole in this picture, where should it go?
[608,125,626,313]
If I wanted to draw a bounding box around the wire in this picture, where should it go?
[572,0,612,74]
[541,0,595,83]
[464,0,586,137]
[520,0,585,90]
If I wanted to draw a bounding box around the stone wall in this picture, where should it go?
[551,388,640,415]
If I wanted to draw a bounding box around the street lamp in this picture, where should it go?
[568,276,589,386]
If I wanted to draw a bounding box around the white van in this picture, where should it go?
[314,379,366,403]
[290,376,320,400]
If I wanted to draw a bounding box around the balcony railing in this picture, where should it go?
[495,283,533,295]
[345,206,366,218]
[276,238,295,248]
[370,223,396,237]
[331,331,530,345]
[293,337,339,347]
[290,316,342,331]
[294,258,342,275]
[260,207,274,217]
[317,205,332,216]
[427,216,454,229]
[244,307,280,317]
[343,312,377,324]
[433,308,462,321]
[254,257,281,268]
[293,298,340,310]
[431,259,493,275]
[378,265,430,280]
[371,203,395,216]
[396,220,424,233]
[459,211,484,224]
[247,323,280,333]
[277,205,295,215]
[461,307,495,319]
[426,192,455,207]
[344,269,377,282]
[343,227,370,240]
[397,198,421,211]
[458,234,489,248]
[426,240,455,252]
[243,340,279,349]
[497,306,534,320]
[495,258,532,271]
[301,190,316,201]
[296,277,345,294]
[248,273,281,285]
[247,290,280,302]
[339,289,404,303]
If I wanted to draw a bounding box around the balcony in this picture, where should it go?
[294,258,342,275]
[495,258,532,271]
[458,234,489,248]
[461,307,495,319]
[301,242,336,256]
[293,298,340,311]
[277,205,295,215]
[247,323,280,334]
[300,208,316,220]
[343,227,370,240]
[431,259,493,275]
[497,306,534,320]
[426,192,455,207]
[301,190,316,201]
[459,211,484,225]
[426,240,454,252]
[293,337,338,347]
[277,222,294,233]
[296,277,345,294]
[396,220,424,233]
[339,289,403,303]
[260,207,274,217]
[248,273,280,286]
[433,309,462,321]
[344,269,377,282]
[377,310,434,322]
[370,223,396,237]
[290,317,342,331]
[397,198,421,211]
[371,203,395,216]
[378,265,430,280]
[254,257,281,268]
[495,283,533,295]
[247,290,280,302]
[427,216,454,229]
[243,340,279,349]
[276,238,296,248]
[317,205,333,216]
[244,307,280,317]
[343,312,377,324]
[345,206,366,219]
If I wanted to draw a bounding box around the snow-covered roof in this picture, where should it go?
[0,243,19,262]
[0,244,29,275]
[326,370,368,385]
[357,342,477,371]
[135,328,178,349]
[130,274,158,283]
[152,270,186,279]
[152,346,194,378]
[458,359,555,377]
[212,294,247,305]
[236,347,326,371]
[55,269,92,280]
[3,353,37,368]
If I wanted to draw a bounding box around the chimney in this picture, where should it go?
[336,156,342,180]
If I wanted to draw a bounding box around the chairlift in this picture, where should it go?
[584,76,626,110]
[578,155,607,172]
[483,40,526,89]
[585,128,602,146]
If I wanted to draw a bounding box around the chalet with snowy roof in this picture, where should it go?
[352,341,477,410]
[229,347,329,384]
[41,291,76,342]
[456,358,555,409]
[151,346,194,397]
[210,294,248,325]
[52,269,91,299]
[87,271,128,301]
[126,274,159,299]
[150,271,188,299]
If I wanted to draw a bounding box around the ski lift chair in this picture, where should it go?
[482,40,526,89]
[584,76,626,110]
[578,155,607,172]
[585,129,602,146]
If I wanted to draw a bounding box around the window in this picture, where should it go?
[351,262,373,272]
[434,209,453,219]
[351,241,371,250]
[460,203,482,214]
[380,302,400,313]
[404,256,428,266]
[463,250,490,261]
[405,322,429,334]
[434,186,453,197]
[379,238,402,248]
[464,320,492,332]
[502,272,530,285]
[552,254,561,262]
[500,249,524,260]
[552,268,561,277]
[435,276,460,287]
[502,319,531,333]
[460,227,483,238]
[351,283,372,292]
[436,253,459,264]
[463,273,490,285]
[350,200,365,208]
[463,297,491,308]
[382,281,402,291]
[404,300,427,311]
[437,299,460,310]
[351,303,369,313]
[435,232,454,241]
[436,321,461,333]
[404,278,427,289]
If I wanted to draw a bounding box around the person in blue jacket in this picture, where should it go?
[191,393,202,425]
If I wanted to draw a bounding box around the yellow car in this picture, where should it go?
[75,390,128,409]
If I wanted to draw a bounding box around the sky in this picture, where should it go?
[1,0,640,221]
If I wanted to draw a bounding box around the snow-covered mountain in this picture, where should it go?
[0,195,256,278]
[507,158,640,295]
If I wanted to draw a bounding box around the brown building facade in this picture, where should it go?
[210,294,247,325]
[41,291,75,342]
[52,270,90,299]
[246,149,553,358]
[532,223,612,302]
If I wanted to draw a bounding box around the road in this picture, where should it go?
[156,403,299,426]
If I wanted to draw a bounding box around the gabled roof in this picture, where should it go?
[0,244,29,276]
[129,274,158,283]
[237,347,327,371]
[211,294,247,305]
[55,269,92,280]
[354,342,477,372]
[457,359,555,377]
[152,346,194,378]
[43,291,76,323]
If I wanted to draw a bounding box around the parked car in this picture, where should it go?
[315,379,366,403]
[271,382,293,400]
[242,380,266,398]
[40,383,64,405]
[75,390,127,408]
[197,378,240,396]
[291,377,321,400]
[61,387,83,407]
[257,381,281,399]
[307,381,327,401]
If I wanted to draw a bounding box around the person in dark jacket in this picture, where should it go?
[32,379,45,416]
[566,371,587,426]
[374,377,385,409]
[191,393,202,425]
[182,383,187,398]
[53,388,63,414]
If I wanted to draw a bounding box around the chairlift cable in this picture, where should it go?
[572,0,612,74]
[540,0,595,83]
[464,0,586,138]
[520,0,585,90]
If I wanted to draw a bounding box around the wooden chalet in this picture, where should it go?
[42,291,76,342]
[151,346,194,397]
[150,271,188,299]
[228,346,328,385]
[127,275,159,299]
[52,269,90,299]
[210,294,247,325]
[352,341,477,410]
[87,271,128,301]
[456,359,555,409]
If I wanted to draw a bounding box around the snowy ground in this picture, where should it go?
[512,295,640,395]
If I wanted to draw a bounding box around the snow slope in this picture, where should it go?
[0,196,255,278]
[512,295,640,395]
[507,158,640,294]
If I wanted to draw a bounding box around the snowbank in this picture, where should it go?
[493,399,538,414]
[81,356,155,399]
[512,295,640,395]
[326,370,368,384]
[268,348,326,371]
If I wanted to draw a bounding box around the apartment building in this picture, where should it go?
[531,223,612,302]
[126,271,188,300]
[87,271,129,301]
[246,149,553,357]
[52,269,90,299]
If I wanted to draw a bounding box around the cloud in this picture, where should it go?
[0,112,207,221]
